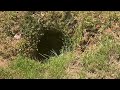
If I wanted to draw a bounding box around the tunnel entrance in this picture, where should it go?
[35,30,65,60]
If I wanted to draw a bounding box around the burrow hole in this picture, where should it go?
[34,30,66,61]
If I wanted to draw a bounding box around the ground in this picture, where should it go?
[0,11,120,79]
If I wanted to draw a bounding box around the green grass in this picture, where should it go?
[78,35,120,79]
[0,52,75,79]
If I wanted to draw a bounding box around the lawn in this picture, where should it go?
[0,11,120,79]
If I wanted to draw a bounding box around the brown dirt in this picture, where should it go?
[0,59,9,68]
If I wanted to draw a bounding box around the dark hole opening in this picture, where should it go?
[35,30,65,61]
